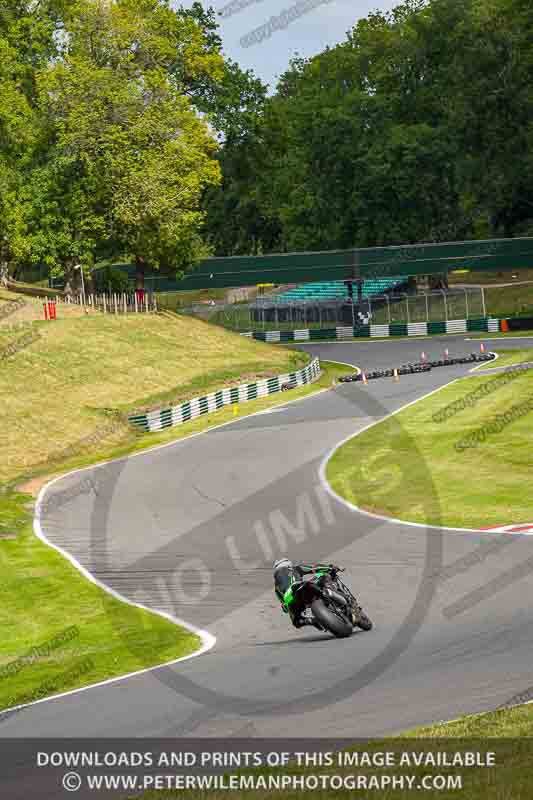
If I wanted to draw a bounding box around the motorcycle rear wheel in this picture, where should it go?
[311,599,353,638]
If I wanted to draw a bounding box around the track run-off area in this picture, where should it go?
[2,334,533,738]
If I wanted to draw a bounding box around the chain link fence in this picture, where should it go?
[178,287,489,332]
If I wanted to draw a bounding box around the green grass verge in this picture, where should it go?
[480,348,533,369]
[0,490,200,712]
[0,327,25,346]
[484,283,533,317]
[0,360,347,710]
[326,365,533,528]
[408,703,533,737]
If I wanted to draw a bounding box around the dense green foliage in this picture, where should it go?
[2,0,532,279]
[0,0,266,288]
[205,0,533,255]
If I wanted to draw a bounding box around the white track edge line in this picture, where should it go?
[469,351,499,372]
[0,480,216,719]
[465,336,533,340]
[0,368,334,719]
[1,356,517,717]
[322,358,361,375]
[318,368,529,536]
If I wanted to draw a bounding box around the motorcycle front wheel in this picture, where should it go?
[311,598,353,638]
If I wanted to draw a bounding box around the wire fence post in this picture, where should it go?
[405,294,410,323]
[425,292,429,322]
[442,289,448,321]
[481,286,487,318]
[464,288,469,319]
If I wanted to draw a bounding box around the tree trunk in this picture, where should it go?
[86,270,95,295]
[135,255,146,290]
[63,258,76,297]
[0,261,8,288]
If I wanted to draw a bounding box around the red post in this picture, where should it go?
[43,302,49,321]
[51,301,57,320]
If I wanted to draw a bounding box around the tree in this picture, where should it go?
[203,0,533,255]
[0,19,37,283]
[37,0,225,287]
[0,0,227,288]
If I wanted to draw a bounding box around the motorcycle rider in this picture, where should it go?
[273,558,333,628]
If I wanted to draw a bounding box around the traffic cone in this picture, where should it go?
[444,347,449,358]
[393,368,399,382]
[480,342,485,353]
[421,351,427,362]
[361,372,368,385]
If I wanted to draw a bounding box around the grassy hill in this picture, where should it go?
[0,287,92,327]
[0,307,322,712]
[1,310,307,486]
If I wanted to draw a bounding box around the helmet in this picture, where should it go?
[273,558,291,573]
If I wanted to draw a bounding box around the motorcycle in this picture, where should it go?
[290,563,373,638]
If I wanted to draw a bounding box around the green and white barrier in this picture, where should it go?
[243,317,501,342]
[129,357,321,433]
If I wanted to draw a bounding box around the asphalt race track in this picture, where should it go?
[3,334,533,739]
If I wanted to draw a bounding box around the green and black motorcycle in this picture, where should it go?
[282,563,373,638]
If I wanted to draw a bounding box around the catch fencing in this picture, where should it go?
[60,291,157,314]
[181,288,487,333]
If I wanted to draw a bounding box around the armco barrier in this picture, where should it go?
[243,317,502,342]
[129,357,321,433]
